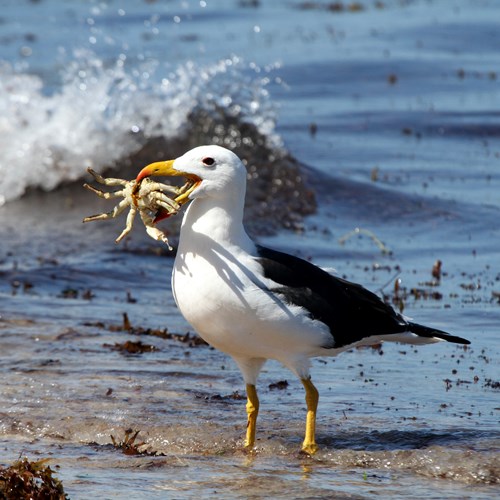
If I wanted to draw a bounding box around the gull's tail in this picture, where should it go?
[408,322,470,345]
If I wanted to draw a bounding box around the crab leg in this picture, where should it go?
[138,209,173,249]
[87,168,129,187]
[115,205,138,243]
[83,183,125,200]
[83,198,130,223]
[177,180,193,195]
[145,181,179,195]
[149,192,181,212]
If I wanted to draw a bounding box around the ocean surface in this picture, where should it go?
[0,0,499,498]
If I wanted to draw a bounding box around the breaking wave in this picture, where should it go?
[0,51,278,201]
[0,52,314,230]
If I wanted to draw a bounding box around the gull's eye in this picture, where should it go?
[202,157,215,167]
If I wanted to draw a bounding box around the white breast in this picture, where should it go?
[172,243,331,363]
[170,196,333,364]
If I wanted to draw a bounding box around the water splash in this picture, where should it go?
[0,52,281,206]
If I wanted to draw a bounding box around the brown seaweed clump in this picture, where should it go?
[0,458,67,499]
[110,429,151,456]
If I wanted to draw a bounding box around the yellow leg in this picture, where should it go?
[244,383,259,450]
[301,377,319,455]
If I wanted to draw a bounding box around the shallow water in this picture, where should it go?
[1,1,499,498]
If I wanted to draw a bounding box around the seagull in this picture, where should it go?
[135,145,470,454]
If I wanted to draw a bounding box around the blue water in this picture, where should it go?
[1,1,499,498]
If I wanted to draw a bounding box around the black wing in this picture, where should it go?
[256,245,469,348]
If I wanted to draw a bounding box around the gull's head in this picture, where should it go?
[136,145,247,206]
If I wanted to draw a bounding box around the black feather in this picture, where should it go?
[256,245,469,348]
[408,322,470,344]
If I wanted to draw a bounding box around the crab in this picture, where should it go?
[82,168,189,248]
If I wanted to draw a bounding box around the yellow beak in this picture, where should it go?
[135,160,201,205]
[136,160,177,181]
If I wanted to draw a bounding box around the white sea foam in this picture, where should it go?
[0,52,280,205]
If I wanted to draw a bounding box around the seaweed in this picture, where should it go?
[85,312,208,347]
[103,340,159,354]
[484,378,500,390]
[269,380,289,391]
[0,457,67,500]
[110,429,151,456]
